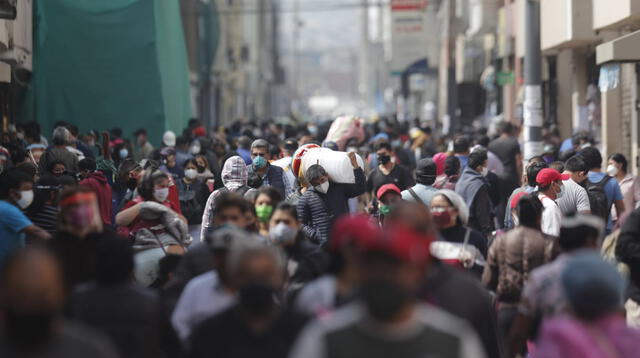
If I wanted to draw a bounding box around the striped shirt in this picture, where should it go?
[28,205,59,235]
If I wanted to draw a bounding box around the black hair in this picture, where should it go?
[444,156,461,177]
[558,224,599,252]
[498,121,515,135]
[79,158,97,172]
[214,192,253,216]
[150,254,182,289]
[184,158,198,170]
[16,162,37,179]
[0,168,32,199]
[565,155,587,173]
[66,123,79,137]
[58,175,77,187]
[23,121,41,142]
[549,161,565,173]
[558,149,577,163]
[254,186,283,207]
[138,170,169,201]
[96,237,134,285]
[453,136,470,154]
[47,160,66,174]
[116,158,141,185]
[609,153,628,173]
[528,155,545,164]
[468,148,488,170]
[375,142,392,152]
[247,171,264,189]
[526,161,548,188]
[517,194,543,230]
[28,175,61,216]
[176,135,189,147]
[579,146,602,170]
[273,202,298,222]
[475,135,490,148]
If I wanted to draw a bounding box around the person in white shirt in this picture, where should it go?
[536,168,569,237]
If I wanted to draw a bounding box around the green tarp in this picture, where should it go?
[19,0,192,145]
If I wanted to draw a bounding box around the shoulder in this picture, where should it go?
[0,201,20,215]
[415,304,482,340]
[183,271,218,294]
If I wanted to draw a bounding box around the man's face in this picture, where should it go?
[10,181,33,204]
[215,206,249,228]
[571,170,587,184]
[376,148,391,159]
[251,147,270,161]
[137,134,147,145]
[310,175,329,187]
[236,252,283,291]
[380,192,401,206]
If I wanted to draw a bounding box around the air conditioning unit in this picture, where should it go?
[0,0,16,20]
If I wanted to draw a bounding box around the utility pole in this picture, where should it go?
[292,0,300,111]
[523,0,543,160]
[359,0,370,110]
[438,0,456,133]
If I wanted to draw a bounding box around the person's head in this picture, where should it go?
[176,135,190,151]
[213,192,253,229]
[579,146,602,171]
[375,142,393,165]
[139,170,170,203]
[194,154,210,173]
[430,190,469,230]
[443,155,461,178]
[0,168,34,209]
[572,132,591,149]
[376,184,402,217]
[29,175,61,214]
[525,161,548,187]
[536,168,569,199]
[562,252,626,321]
[268,203,300,245]
[95,237,134,285]
[514,194,543,229]
[254,186,283,224]
[51,126,70,147]
[78,158,96,180]
[329,215,383,278]
[549,161,564,173]
[386,201,437,238]
[16,162,37,183]
[558,214,605,252]
[306,164,330,193]
[117,158,143,189]
[134,128,147,145]
[160,147,176,168]
[221,156,249,188]
[282,138,298,157]
[415,158,437,185]
[48,160,66,177]
[468,148,488,173]
[607,153,627,177]
[227,238,285,316]
[183,159,199,181]
[162,130,176,147]
[357,226,431,322]
[498,121,515,136]
[564,155,588,184]
[250,139,271,161]
[0,248,66,349]
[453,136,470,155]
[204,227,256,286]
[58,187,103,237]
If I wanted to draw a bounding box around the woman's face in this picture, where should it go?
[154,178,170,191]
[269,210,300,231]
[52,164,66,176]
[195,158,207,169]
[430,195,458,228]
[255,193,273,207]
[185,162,197,171]
[608,159,622,172]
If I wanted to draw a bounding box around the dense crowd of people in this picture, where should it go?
[1,117,640,357]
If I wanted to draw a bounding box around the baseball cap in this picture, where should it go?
[365,225,432,266]
[376,183,401,200]
[416,158,437,178]
[535,168,570,187]
[193,126,206,138]
[432,153,447,176]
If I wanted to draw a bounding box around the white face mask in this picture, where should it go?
[556,183,565,199]
[119,148,129,159]
[269,222,298,245]
[184,169,198,180]
[315,181,330,194]
[190,142,201,155]
[16,190,34,209]
[512,215,520,227]
[606,164,619,177]
[153,187,169,202]
[481,166,489,177]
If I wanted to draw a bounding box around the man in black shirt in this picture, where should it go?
[489,122,523,222]
[366,142,414,198]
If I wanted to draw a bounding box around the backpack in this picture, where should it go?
[586,175,612,222]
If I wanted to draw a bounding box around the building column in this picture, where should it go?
[556,49,573,139]
[601,85,623,166]
[571,49,588,136]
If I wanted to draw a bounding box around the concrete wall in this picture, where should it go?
[593,0,640,30]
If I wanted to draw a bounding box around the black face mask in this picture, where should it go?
[360,279,410,321]
[239,281,276,316]
[4,310,55,349]
[126,177,138,190]
[377,155,391,165]
[197,165,206,174]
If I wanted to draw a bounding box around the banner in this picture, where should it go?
[390,0,429,75]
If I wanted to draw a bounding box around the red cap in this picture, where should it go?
[510,191,527,209]
[376,183,401,200]
[432,152,447,176]
[366,225,433,267]
[330,215,381,252]
[536,168,570,187]
[193,126,206,137]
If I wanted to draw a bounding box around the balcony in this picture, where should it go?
[593,0,640,31]
[540,0,598,52]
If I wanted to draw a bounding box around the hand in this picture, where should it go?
[347,152,359,168]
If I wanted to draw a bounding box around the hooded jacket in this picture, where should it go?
[455,166,494,236]
[80,171,113,226]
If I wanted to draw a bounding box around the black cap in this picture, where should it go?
[283,138,298,152]
[416,158,437,177]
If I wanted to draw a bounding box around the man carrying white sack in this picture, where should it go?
[297,152,366,245]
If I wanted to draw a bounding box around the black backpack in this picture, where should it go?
[585,175,612,222]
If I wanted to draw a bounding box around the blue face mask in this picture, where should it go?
[253,155,267,170]
[119,148,129,159]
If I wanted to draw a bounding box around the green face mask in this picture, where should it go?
[379,204,391,216]
[255,204,273,223]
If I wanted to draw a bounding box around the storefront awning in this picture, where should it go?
[597,29,640,64]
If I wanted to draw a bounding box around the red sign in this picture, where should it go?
[391,0,428,11]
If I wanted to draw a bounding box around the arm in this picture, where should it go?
[613,181,626,218]
[481,238,499,292]
[475,187,494,236]
[343,168,367,199]
[576,185,591,214]
[515,152,523,186]
[200,191,218,239]
[614,199,626,219]
[297,195,319,242]
[115,202,143,227]
[634,177,640,210]
[506,313,533,358]
[23,225,52,241]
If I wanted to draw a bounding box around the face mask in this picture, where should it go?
[253,155,268,170]
[197,165,206,174]
[432,210,452,228]
[377,154,391,165]
[556,183,565,199]
[4,310,54,349]
[127,177,138,190]
[360,279,410,321]
[269,222,297,244]
[239,281,276,316]
[154,187,169,202]
[69,204,95,228]
[119,148,129,159]
[190,142,201,155]
[255,204,273,223]
[606,164,619,177]
[184,169,198,180]
[315,181,330,194]
[379,204,391,216]
[513,215,520,226]
[16,190,34,209]
[481,166,489,176]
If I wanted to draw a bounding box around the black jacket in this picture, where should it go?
[285,234,329,296]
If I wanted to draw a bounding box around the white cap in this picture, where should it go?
[163,131,176,147]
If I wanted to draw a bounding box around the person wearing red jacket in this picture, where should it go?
[79,158,113,226]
